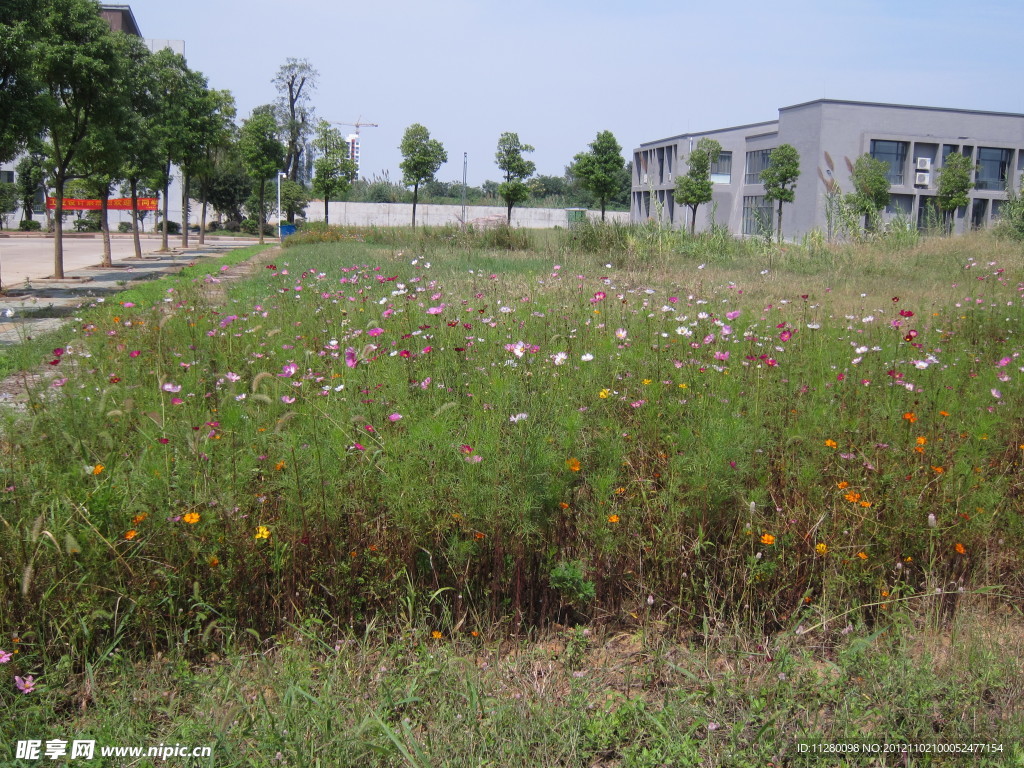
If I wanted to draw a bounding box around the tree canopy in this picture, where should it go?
[238,107,285,244]
[846,154,891,231]
[273,58,318,186]
[571,130,626,221]
[399,123,447,229]
[761,144,801,242]
[311,121,357,224]
[495,132,536,224]
[936,152,974,234]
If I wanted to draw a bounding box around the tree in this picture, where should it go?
[845,154,890,232]
[311,121,357,224]
[203,144,252,226]
[179,86,235,247]
[279,178,309,222]
[495,132,536,224]
[673,138,722,235]
[399,123,447,229]
[0,0,41,163]
[14,153,45,222]
[238,107,285,245]
[273,58,318,194]
[760,144,801,243]
[33,0,122,278]
[936,152,974,235]
[0,180,18,229]
[571,130,627,221]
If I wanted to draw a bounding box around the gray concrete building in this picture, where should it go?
[631,99,1024,239]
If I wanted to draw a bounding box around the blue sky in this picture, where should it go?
[130,0,1024,186]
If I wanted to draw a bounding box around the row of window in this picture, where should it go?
[870,140,1014,190]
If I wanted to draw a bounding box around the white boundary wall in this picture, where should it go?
[306,202,629,229]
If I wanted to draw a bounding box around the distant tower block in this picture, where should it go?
[347,134,360,174]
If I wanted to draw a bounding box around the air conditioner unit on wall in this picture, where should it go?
[915,172,930,186]
[642,174,648,183]
[916,157,932,171]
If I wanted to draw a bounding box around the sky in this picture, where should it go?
[129,0,1024,187]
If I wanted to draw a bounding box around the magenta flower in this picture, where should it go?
[162,383,182,393]
[367,327,384,337]
[345,347,358,369]
[388,413,403,422]
[991,388,1002,399]
[129,350,141,358]
[170,397,184,405]
[997,357,1011,367]
[281,395,296,404]
[779,330,792,342]
[714,351,730,361]
[0,649,11,664]
[14,675,35,694]
[465,454,482,463]
[459,444,473,455]
[726,310,740,321]
[351,443,365,451]
[278,363,298,378]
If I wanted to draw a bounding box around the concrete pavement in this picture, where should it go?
[0,233,265,347]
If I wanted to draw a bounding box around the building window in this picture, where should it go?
[742,195,773,236]
[0,170,13,184]
[744,149,773,184]
[870,140,908,185]
[976,147,1011,191]
[711,152,732,184]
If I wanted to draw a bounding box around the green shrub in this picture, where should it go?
[117,221,134,233]
[18,219,41,231]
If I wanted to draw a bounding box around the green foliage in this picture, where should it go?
[203,146,252,225]
[845,154,891,231]
[571,130,627,220]
[0,0,42,163]
[994,181,1024,241]
[399,123,448,228]
[761,143,801,242]
[674,137,722,235]
[936,152,974,233]
[549,560,596,607]
[0,181,17,228]
[18,218,41,231]
[14,152,45,219]
[279,178,309,222]
[496,131,536,223]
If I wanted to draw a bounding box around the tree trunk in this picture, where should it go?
[199,196,208,245]
[411,183,418,229]
[601,199,606,222]
[181,173,190,249]
[690,206,697,236]
[130,179,142,259]
[99,188,112,267]
[324,194,329,225]
[53,175,65,279]
[506,201,513,224]
[258,179,266,245]
[776,200,784,243]
[160,172,170,251]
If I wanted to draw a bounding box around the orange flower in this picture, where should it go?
[132,513,148,524]
[92,464,105,476]
[916,436,927,445]
[859,500,872,508]
[208,556,220,567]
[824,439,837,449]
[914,446,925,454]
[566,457,581,472]
[837,481,849,489]
[559,502,569,509]
[470,630,479,637]
[856,551,868,560]
[431,630,442,639]
[760,533,776,545]
[124,529,137,540]
[931,466,944,474]
[607,514,620,524]
[474,531,486,540]
[275,461,286,471]
[902,412,917,423]
[844,491,861,503]
[183,512,200,524]
[954,542,966,555]
[939,411,949,417]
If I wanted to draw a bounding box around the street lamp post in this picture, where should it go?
[276,172,286,240]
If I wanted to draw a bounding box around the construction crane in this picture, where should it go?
[328,117,379,136]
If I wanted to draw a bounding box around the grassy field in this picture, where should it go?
[0,224,1022,765]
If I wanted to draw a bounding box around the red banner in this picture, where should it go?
[46,197,158,211]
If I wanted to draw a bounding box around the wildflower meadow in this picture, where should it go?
[1,224,1022,765]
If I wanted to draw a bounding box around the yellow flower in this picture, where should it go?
[566,457,581,472]
[814,542,828,556]
[824,439,837,449]
[183,512,200,525]
[856,551,868,560]
[255,525,270,540]
[92,464,105,475]
[598,388,610,399]
[431,630,442,640]
[607,514,620,524]
[642,379,652,385]
[124,529,137,540]
[760,533,775,545]
[678,383,688,389]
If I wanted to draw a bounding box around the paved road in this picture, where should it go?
[0,233,261,287]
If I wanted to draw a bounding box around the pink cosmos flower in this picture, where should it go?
[459,444,473,455]
[170,397,184,405]
[726,310,740,321]
[367,327,384,337]
[714,351,730,361]
[465,454,482,463]
[278,363,298,378]
[388,413,403,422]
[129,350,141,358]
[162,383,182,393]
[0,649,12,663]
[281,395,296,404]
[14,675,35,694]
[345,347,358,369]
